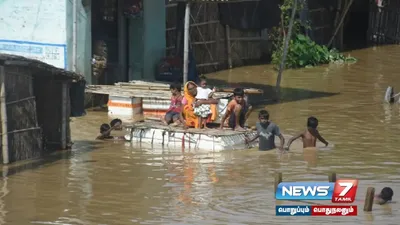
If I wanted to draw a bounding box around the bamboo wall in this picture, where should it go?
[308,0,337,46]
[0,65,72,163]
[165,1,339,74]
[1,66,42,162]
[368,0,400,45]
[166,2,262,74]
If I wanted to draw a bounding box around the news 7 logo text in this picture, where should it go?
[275,180,358,203]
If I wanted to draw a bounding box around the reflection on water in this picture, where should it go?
[1,46,400,224]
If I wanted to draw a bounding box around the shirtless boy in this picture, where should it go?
[219,88,253,131]
[96,123,125,140]
[285,116,328,150]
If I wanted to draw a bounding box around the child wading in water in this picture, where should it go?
[285,116,328,150]
[245,110,285,151]
[96,123,125,140]
[193,78,215,129]
[163,82,185,126]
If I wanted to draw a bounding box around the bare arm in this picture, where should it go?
[219,101,233,128]
[199,98,218,105]
[246,134,260,143]
[219,109,232,129]
[278,133,285,150]
[315,130,329,146]
[285,133,303,149]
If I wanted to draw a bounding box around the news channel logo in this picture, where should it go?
[275,180,358,202]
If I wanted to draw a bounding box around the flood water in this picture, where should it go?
[1,46,400,224]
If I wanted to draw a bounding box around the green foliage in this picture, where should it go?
[270,0,357,69]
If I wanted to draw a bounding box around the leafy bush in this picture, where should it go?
[272,34,357,69]
[270,0,357,69]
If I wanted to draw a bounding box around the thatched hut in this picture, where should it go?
[0,54,86,164]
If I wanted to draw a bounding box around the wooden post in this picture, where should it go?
[0,66,8,164]
[183,2,191,85]
[327,0,354,48]
[225,25,232,69]
[333,0,343,49]
[363,187,375,212]
[328,172,337,182]
[61,82,68,149]
[274,172,282,196]
[275,0,298,100]
[215,23,220,71]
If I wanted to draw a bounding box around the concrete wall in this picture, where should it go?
[128,0,166,80]
[66,0,92,83]
[128,17,144,80]
[0,0,67,69]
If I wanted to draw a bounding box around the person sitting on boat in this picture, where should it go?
[193,78,216,129]
[110,118,122,130]
[245,110,285,151]
[219,88,253,131]
[96,123,125,140]
[163,82,185,126]
[182,81,218,128]
[285,116,328,150]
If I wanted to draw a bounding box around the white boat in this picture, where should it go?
[124,122,258,151]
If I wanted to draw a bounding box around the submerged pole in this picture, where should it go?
[275,0,298,100]
[183,3,191,85]
[61,82,68,149]
[72,0,78,72]
[0,66,9,164]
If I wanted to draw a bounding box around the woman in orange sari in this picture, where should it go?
[181,81,218,128]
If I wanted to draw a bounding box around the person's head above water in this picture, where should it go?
[110,118,122,130]
[100,123,111,134]
[258,110,269,123]
[233,88,245,104]
[307,116,318,129]
[378,187,394,203]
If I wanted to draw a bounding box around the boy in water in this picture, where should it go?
[245,110,285,151]
[376,187,394,205]
[110,118,122,130]
[219,88,253,131]
[285,116,328,150]
[96,123,125,140]
[163,82,185,126]
[194,78,215,129]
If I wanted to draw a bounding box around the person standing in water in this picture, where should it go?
[285,116,328,150]
[245,110,285,151]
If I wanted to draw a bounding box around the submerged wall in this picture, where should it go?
[0,0,67,69]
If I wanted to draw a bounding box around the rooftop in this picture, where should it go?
[0,54,85,81]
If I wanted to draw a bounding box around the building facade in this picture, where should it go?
[0,0,166,84]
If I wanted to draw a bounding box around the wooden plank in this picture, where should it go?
[61,82,67,149]
[0,66,8,164]
[0,127,41,135]
[6,96,35,106]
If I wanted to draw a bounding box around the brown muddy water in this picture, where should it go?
[1,46,400,224]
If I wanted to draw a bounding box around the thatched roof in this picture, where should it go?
[0,54,85,81]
